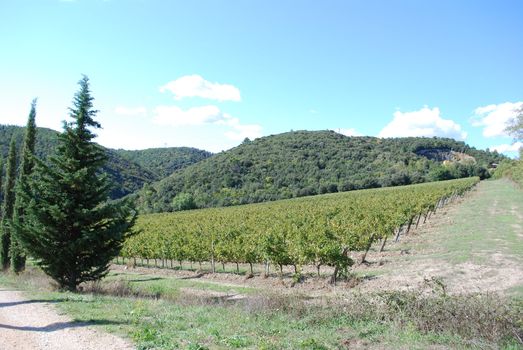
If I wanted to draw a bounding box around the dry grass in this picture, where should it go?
[232,289,523,347]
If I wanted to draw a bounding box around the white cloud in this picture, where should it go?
[219,117,262,141]
[334,128,362,137]
[471,101,523,138]
[153,105,224,126]
[160,75,241,102]
[114,106,147,117]
[152,104,261,141]
[490,142,523,154]
[378,106,467,140]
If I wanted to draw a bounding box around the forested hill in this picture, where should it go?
[114,147,212,179]
[135,130,505,213]
[0,125,211,199]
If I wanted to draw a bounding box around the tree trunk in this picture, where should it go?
[211,240,216,273]
[236,262,240,274]
[361,234,375,263]
[317,264,321,277]
[415,213,422,228]
[379,235,388,252]
[405,217,414,235]
[331,247,349,285]
[249,262,253,275]
[394,227,401,242]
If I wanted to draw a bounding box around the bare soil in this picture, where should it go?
[0,287,134,350]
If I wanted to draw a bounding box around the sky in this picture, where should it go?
[0,0,522,156]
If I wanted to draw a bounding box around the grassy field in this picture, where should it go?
[3,269,518,350]
[1,179,522,349]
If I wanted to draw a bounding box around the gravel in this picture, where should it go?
[0,287,134,350]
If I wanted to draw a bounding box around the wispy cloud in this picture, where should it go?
[490,142,523,154]
[153,105,224,126]
[217,116,262,141]
[160,75,241,102]
[152,104,261,141]
[378,106,467,140]
[471,101,523,138]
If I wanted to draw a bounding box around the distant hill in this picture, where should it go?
[135,130,506,213]
[114,147,212,179]
[0,125,211,199]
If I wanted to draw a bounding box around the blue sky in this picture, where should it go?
[1,0,522,155]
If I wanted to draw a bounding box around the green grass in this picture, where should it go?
[0,274,471,349]
[1,179,522,349]
[103,271,255,298]
[439,180,523,263]
[394,179,523,267]
[1,268,521,350]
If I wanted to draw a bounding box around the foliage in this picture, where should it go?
[115,147,212,179]
[136,131,502,213]
[0,156,3,210]
[17,76,136,291]
[505,106,523,142]
[11,100,37,273]
[171,193,197,211]
[0,125,209,199]
[0,137,17,270]
[494,159,523,188]
[123,177,479,281]
[10,99,36,273]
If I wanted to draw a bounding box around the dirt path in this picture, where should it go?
[0,287,134,350]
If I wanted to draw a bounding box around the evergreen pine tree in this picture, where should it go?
[0,137,18,270]
[11,99,37,273]
[18,76,135,290]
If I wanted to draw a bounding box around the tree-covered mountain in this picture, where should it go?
[0,125,210,199]
[135,130,506,213]
[114,147,212,179]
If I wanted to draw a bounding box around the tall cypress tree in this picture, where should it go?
[11,99,37,273]
[0,156,3,212]
[0,137,18,270]
[18,76,135,291]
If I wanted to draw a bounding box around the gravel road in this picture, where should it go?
[0,287,134,350]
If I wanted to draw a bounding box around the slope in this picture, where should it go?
[0,125,210,199]
[114,147,212,179]
[136,130,505,213]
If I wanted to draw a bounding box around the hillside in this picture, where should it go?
[0,125,210,199]
[136,130,505,213]
[114,147,212,179]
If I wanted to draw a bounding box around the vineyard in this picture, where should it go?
[121,177,479,281]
